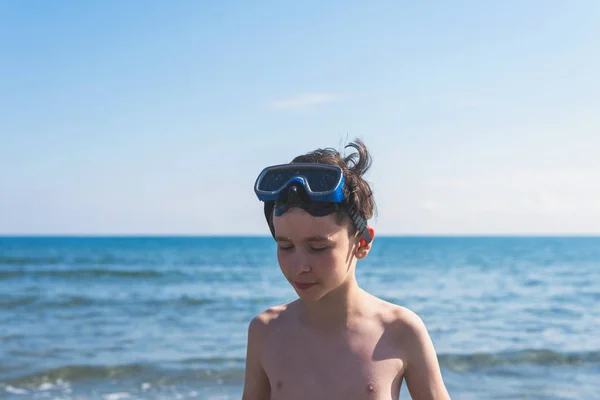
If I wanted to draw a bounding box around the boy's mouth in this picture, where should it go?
[294,282,316,290]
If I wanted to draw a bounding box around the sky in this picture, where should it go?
[1,1,599,235]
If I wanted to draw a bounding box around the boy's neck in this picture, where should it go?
[298,276,370,329]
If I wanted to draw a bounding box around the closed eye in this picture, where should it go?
[310,247,328,252]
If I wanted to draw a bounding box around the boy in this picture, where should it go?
[242,139,451,399]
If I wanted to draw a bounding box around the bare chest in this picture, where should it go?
[262,328,404,400]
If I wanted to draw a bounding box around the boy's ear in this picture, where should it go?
[361,226,375,247]
[356,226,375,258]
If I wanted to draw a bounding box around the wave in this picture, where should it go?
[0,292,279,310]
[0,255,259,268]
[2,362,245,387]
[177,295,216,306]
[0,268,165,280]
[438,349,600,370]
[0,295,100,308]
[2,349,597,387]
[0,296,38,307]
[0,294,217,310]
[0,256,63,266]
[179,356,246,365]
[0,255,163,267]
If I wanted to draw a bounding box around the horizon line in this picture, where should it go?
[1,233,599,238]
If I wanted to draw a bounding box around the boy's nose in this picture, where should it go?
[292,255,311,274]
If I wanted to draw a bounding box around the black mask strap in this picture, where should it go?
[263,184,371,244]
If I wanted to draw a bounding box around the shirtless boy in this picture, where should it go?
[242,139,451,400]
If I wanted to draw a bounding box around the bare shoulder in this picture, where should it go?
[374,299,451,399]
[369,296,428,336]
[243,302,295,400]
[378,301,435,358]
[386,303,429,338]
[248,301,296,339]
[252,301,294,324]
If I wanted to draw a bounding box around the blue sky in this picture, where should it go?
[1,1,599,235]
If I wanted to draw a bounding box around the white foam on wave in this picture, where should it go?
[33,378,72,394]
[5,386,28,395]
[38,382,54,390]
[103,393,131,400]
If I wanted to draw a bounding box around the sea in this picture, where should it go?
[0,236,599,400]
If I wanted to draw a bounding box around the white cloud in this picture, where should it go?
[269,93,339,110]
[371,167,600,234]
[423,168,600,217]
[420,201,439,212]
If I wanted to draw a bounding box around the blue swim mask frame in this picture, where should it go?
[254,163,372,244]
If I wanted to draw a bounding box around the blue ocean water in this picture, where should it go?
[0,236,599,400]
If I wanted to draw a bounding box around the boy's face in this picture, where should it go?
[272,207,372,301]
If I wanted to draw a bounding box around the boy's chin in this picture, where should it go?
[293,285,324,301]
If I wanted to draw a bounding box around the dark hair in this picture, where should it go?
[290,138,377,234]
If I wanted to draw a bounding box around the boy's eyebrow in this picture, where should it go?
[304,235,332,242]
[275,235,332,242]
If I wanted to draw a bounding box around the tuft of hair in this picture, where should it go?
[290,138,377,231]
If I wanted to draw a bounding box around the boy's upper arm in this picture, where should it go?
[241,315,271,400]
[399,310,451,400]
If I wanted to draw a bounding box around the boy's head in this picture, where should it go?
[287,138,376,236]
[254,138,377,300]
